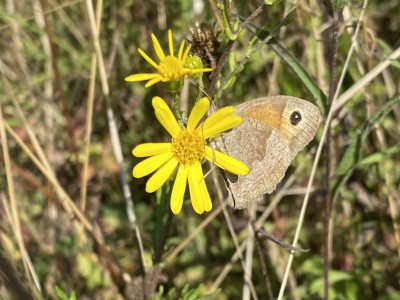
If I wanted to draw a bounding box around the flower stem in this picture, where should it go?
[172,93,185,126]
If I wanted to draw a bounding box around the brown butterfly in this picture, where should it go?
[215,96,322,209]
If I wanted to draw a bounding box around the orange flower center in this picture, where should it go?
[158,56,186,81]
[171,129,205,165]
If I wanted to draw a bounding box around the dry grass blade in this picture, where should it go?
[0,101,41,297]
[242,206,257,300]
[213,170,258,299]
[80,0,102,212]
[333,46,400,113]
[3,121,101,242]
[84,0,147,274]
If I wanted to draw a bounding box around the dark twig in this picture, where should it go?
[249,219,274,300]
[324,8,340,300]
[154,210,174,264]
[235,2,265,34]
[145,210,174,298]
[0,249,36,300]
[255,227,310,253]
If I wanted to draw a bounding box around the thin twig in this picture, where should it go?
[256,229,309,253]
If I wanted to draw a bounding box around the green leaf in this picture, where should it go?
[310,270,353,298]
[55,286,77,300]
[332,0,345,16]
[375,38,400,70]
[359,145,400,166]
[332,95,400,201]
[152,284,219,300]
[363,97,400,138]
[264,0,283,5]
[322,0,344,17]
[218,3,238,40]
[336,134,362,176]
[321,0,334,16]
[77,253,105,289]
[387,290,400,300]
[280,7,297,27]
[152,181,172,261]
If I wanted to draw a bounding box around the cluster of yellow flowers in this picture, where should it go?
[126,30,249,214]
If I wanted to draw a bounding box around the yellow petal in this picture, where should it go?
[202,115,242,139]
[168,29,174,57]
[205,146,249,175]
[188,162,205,214]
[138,48,159,70]
[145,77,163,88]
[152,97,181,137]
[133,152,174,178]
[132,143,171,157]
[125,73,161,82]
[199,174,212,212]
[151,34,165,61]
[177,40,185,61]
[170,165,188,214]
[189,68,214,74]
[187,97,210,131]
[146,157,178,193]
[182,43,192,63]
[201,107,242,139]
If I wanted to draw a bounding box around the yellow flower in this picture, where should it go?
[132,97,249,214]
[125,30,213,88]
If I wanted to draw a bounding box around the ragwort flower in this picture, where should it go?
[132,97,249,214]
[125,30,213,89]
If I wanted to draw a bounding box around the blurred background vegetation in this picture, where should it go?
[0,0,399,299]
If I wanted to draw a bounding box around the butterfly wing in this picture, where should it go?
[218,96,321,209]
